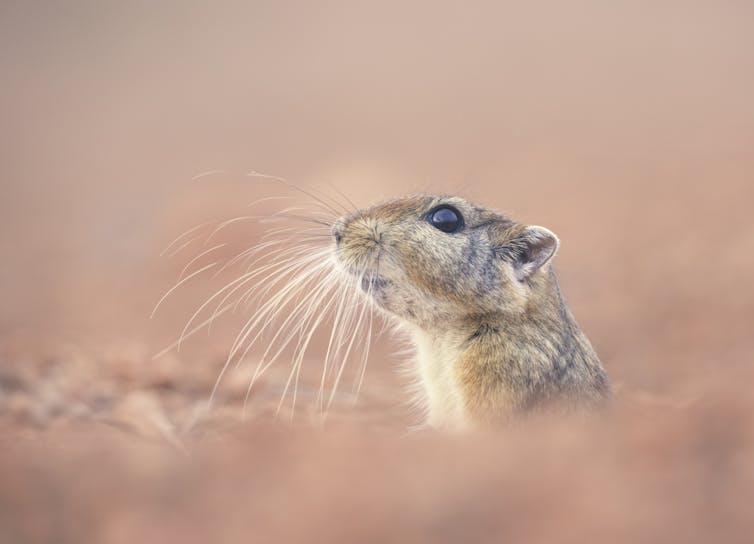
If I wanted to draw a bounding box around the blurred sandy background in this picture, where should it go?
[1,1,754,543]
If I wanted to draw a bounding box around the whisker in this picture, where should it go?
[191,170,230,181]
[232,246,332,313]
[204,216,258,245]
[160,221,214,257]
[179,243,227,281]
[210,252,333,403]
[150,262,218,319]
[272,205,337,221]
[226,252,333,361]
[214,237,307,278]
[283,271,343,407]
[246,172,344,218]
[352,280,375,402]
[326,273,371,414]
[160,187,386,424]
[156,247,323,358]
[251,271,340,418]
[243,263,336,376]
[166,232,206,259]
[209,247,328,335]
[245,195,294,208]
[264,213,333,228]
[206,206,333,246]
[326,182,360,216]
[317,266,353,414]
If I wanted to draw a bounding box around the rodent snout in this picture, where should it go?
[331,220,345,245]
[332,216,382,247]
[331,215,384,276]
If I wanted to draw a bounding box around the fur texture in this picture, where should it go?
[332,194,609,429]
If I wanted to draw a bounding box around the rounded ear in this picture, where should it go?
[508,226,560,281]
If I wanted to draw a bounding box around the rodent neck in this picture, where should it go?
[407,269,604,428]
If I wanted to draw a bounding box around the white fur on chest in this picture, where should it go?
[409,327,470,430]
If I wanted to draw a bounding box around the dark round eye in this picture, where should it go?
[427,206,464,233]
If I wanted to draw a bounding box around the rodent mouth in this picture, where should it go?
[332,242,384,288]
[360,274,390,294]
[334,251,380,279]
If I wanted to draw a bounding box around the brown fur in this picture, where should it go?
[332,194,609,429]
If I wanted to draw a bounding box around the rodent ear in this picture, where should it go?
[506,226,560,281]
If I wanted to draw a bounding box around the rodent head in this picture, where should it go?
[331,195,559,328]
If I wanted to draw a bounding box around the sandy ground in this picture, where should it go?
[2,2,754,542]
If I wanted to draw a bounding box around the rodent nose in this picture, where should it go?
[332,221,344,245]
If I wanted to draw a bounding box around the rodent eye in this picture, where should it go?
[427,205,464,233]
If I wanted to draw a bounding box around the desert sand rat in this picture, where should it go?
[162,190,609,430]
[331,194,609,429]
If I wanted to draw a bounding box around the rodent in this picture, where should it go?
[331,194,609,430]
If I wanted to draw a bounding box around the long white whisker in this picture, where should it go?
[245,172,343,218]
[210,244,328,322]
[326,274,370,414]
[225,254,332,364]
[214,237,311,278]
[273,268,341,418]
[150,262,217,319]
[160,187,384,424]
[166,233,205,259]
[179,243,227,281]
[160,220,213,257]
[317,268,354,414]
[205,216,258,245]
[191,170,230,181]
[246,272,339,417]
[211,253,332,404]
[245,195,294,208]
[155,248,323,358]
[244,265,336,377]
[353,287,375,403]
[152,303,234,360]
[222,248,332,333]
